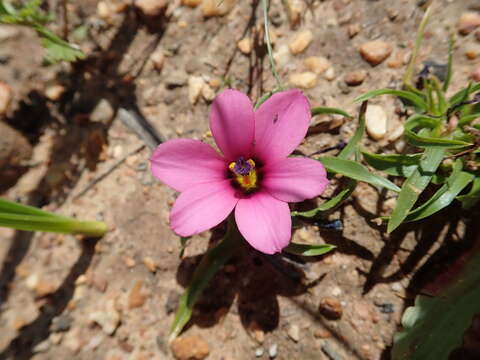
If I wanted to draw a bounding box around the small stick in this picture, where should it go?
[73,144,145,200]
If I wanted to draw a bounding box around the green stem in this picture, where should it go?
[262,0,282,89]
[403,4,432,89]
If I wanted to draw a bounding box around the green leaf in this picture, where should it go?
[387,147,445,233]
[36,26,85,64]
[448,82,480,108]
[458,112,480,126]
[354,89,427,111]
[338,101,367,160]
[319,157,401,192]
[0,213,107,236]
[170,218,241,339]
[457,177,480,209]
[404,164,474,222]
[362,152,421,177]
[291,179,357,218]
[0,197,59,218]
[392,247,480,360]
[283,242,336,257]
[404,114,472,148]
[179,237,190,258]
[311,106,352,119]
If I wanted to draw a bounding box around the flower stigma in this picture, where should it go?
[229,157,258,191]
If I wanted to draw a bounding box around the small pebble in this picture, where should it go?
[289,30,313,55]
[347,23,361,38]
[268,343,278,359]
[289,72,317,89]
[360,40,392,66]
[45,84,66,101]
[135,0,167,17]
[129,280,147,309]
[143,256,158,272]
[182,0,202,7]
[365,104,388,140]
[458,12,480,35]
[288,324,300,342]
[324,67,336,81]
[319,297,343,320]
[344,70,367,86]
[255,347,264,357]
[304,56,330,75]
[237,38,252,55]
[202,0,235,17]
[188,76,205,105]
[170,335,210,360]
[150,49,165,71]
[471,66,480,82]
[391,282,403,292]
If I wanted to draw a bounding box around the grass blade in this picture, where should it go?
[449,82,480,108]
[404,161,474,222]
[387,147,445,233]
[311,106,352,119]
[338,101,367,160]
[283,243,336,257]
[292,179,357,218]
[0,197,62,218]
[0,213,107,236]
[457,177,480,209]
[319,157,400,192]
[361,152,421,177]
[442,33,455,92]
[354,89,427,111]
[170,218,241,339]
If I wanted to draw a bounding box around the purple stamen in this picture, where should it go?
[233,157,252,175]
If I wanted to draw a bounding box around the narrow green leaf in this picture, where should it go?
[387,147,445,233]
[403,4,432,88]
[319,157,401,192]
[448,82,480,108]
[311,106,352,119]
[404,114,472,148]
[179,237,190,258]
[0,213,107,237]
[457,177,480,209]
[170,218,241,339]
[362,152,421,177]
[430,78,448,116]
[392,246,480,360]
[354,89,427,111]
[0,197,61,218]
[283,242,336,257]
[291,179,357,218]
[458,112,480,126]
[338,101,367,160]
[404,166,474,222]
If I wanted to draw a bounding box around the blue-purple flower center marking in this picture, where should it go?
[232,156,252,175]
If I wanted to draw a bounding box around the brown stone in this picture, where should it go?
[135,0,167,17]
[201,0,235,17]
[319,297,343,320]
[471,67,480,82]
[458,12,480,35]
[344,70,367,86]
[129,281,147,309]
[171,335,209,360]
[359,40,392,66]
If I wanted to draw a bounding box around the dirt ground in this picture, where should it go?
[0,0,479,359]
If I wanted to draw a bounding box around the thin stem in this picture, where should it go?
[403,4,433,88]
[262,0,282,90]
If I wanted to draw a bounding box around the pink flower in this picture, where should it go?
[150,89,329,254]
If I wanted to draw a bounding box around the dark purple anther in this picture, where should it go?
[233,157,252,175]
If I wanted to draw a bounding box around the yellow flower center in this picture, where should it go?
[229,157,258,191]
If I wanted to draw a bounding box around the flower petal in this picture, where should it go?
[150,139,227,192]
[170,180,239,236]
[235,192,291,254]
[254,90,310,162]
[263,157,329,202]
[210,89,255,161]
